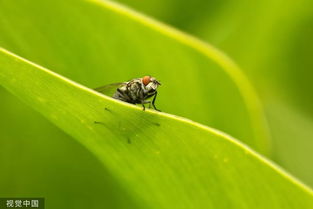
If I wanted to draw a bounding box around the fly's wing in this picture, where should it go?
[94,82,126,97]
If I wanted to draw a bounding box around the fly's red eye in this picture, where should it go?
[142,76,151,86]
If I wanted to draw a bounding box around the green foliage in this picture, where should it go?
[115,0,313,186]
[1,47,313,209]
[0,0,312,209]
[0,0,269,152]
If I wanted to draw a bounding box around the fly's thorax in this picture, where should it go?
[128,80,143,90]
[126,80,145,101]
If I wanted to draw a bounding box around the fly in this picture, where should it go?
[94,76,161,111]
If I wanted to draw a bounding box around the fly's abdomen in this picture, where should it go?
[113,91,127,102]
[113,85,130,102]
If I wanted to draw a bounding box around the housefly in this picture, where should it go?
[94,76,161,111]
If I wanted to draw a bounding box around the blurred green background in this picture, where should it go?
[115,0,313,186]
[0,0,312,207]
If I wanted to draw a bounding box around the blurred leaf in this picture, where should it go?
[0,0,269,153]
[1,48,313,209]
[266,102,313,187]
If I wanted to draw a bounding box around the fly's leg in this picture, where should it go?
[152,91,161,112]
[141,100,151,111]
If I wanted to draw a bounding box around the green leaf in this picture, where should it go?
[114,0,313,187]
[0,0,269,154]
[1,48,313,208]
[2,0,313,208]
[0,90,134,208]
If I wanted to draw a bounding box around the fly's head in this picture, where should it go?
[142,76,161,93]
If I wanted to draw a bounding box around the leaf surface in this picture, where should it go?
[0,0,269,153]
[1,48,312,209]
